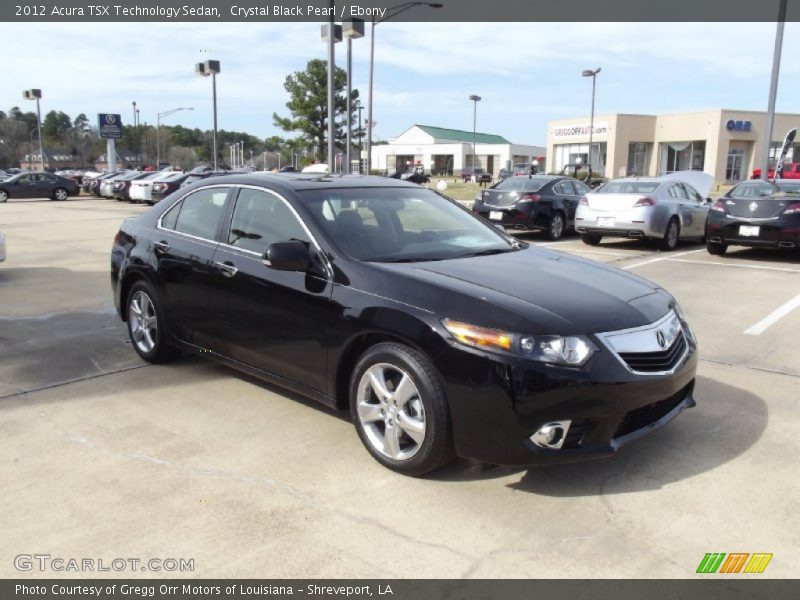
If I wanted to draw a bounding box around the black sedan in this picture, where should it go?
[150,172,192,204]
[706,180,800,254]
[111,174,698,475]
[0,171,80,202]
[473,175,592,240]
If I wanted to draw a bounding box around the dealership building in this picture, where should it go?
[370,124,545,176]
[546,109,800,184]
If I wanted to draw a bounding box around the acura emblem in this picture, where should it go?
[749,202,758,212]
[656,330,667,349]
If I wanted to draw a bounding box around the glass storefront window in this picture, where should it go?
[627,142,650,176]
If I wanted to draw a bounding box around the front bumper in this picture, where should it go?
[707,216,800,249]
[433,332,698,466]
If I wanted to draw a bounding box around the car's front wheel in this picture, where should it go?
[0,190,8,203]
[350,342,454,476]
[52,187,69,201]
[126,280,180,364]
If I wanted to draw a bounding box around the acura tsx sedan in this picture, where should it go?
[111,174,698,475]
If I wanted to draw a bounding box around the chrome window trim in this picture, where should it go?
[156,183,333,279]
[594,310,691,377]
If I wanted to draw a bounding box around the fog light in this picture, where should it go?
[530,420,571,449]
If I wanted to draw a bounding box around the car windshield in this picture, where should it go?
[597,180,659,194]
[300,187,520,262]
[494,177,547,192]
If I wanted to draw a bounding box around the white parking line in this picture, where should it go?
[622,249,704,270]
[667,258,800,274]
[743,293,800,335]
[559,248,631,257]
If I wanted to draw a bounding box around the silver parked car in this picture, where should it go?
[575,172,713,250]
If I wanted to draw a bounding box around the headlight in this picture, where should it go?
[442,319,595,367]
[672,302,696,345]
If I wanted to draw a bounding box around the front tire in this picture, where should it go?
[0,190,8,203]
[660,218,680,251]
[126,280,180,364]
[52,187,69,201]
[350,342,454,476]
[546,212,566,241]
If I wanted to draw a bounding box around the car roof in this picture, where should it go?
[189,173,428,193]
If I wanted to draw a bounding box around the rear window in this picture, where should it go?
[729,182,777,198]
[597,181,659,194]
[494,178,547,192]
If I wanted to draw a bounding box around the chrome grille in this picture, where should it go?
[618,332,687,373]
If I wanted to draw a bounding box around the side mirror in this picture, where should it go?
[706,197,713,204]
[264,240,311,272]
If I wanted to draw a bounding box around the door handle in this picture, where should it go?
[213,260,238,278]
[153,240,170,253]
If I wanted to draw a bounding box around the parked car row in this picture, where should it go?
[83,168,235,204]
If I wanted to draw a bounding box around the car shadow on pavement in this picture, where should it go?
[506,376,767,496]
[721,247,800,265]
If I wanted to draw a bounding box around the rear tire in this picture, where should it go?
[707,241,728,256]
[660,218,680,251]
[580,233,602,246]
[125,280,181,364]
[546,212,566,241]
[350,342,454,476]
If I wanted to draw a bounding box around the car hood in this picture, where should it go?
[375,246,671,335]
[658,170,714,198]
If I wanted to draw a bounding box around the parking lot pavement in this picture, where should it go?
[1,199,798,578]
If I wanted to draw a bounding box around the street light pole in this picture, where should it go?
[343,20,364,175]
[365,2,444,175]
[23,89,45,170]
[761,0,787,180]
[156,107,194,169]
[469,95,481,175]
[582,68,601,172]
[196,60,221,171]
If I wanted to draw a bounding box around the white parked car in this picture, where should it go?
[575,171,714,250]
[99,171,133,198]
[128,171,175,204]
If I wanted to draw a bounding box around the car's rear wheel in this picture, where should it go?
[126,280,180,364]
[52,187,69,201]
[350,342,454,476]
[660,218,680,251]
[546,212,566,241]
[0,190,8,203]
[580,233,602,246]
[707,241,728,255]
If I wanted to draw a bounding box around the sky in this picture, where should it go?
[3,21,800,147]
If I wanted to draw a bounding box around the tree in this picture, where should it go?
[42,110,73,143]
[168,146,198,170]
[273,59,359,161]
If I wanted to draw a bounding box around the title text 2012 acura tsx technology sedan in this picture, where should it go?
[111,174,698,476]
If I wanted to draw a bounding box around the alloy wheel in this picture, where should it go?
[666,220,679,249]
[54,188,68,201]
[128,290,158,354]
[0,190,7,202]
[356,363,426,461]
[550,214,564,240]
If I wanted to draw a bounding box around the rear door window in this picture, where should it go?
[161,186,231,240]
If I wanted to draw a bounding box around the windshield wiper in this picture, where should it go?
[454,248,515,259]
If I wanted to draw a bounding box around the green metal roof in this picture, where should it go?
[414,125,511,145]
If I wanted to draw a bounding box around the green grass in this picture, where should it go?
[425,179,485,203]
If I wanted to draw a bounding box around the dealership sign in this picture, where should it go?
[552,122,609,139]
[98,113,122,139]
[726,119,752,132]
